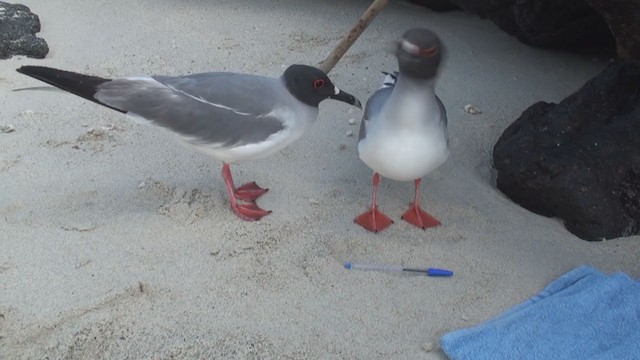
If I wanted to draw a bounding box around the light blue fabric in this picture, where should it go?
[441,266,640,360]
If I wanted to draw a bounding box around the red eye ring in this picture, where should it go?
[313,79,325,89]
[419,46,438,57]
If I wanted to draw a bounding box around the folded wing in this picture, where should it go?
[96,73,286,147]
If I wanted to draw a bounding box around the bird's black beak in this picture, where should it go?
[330,86,362,109]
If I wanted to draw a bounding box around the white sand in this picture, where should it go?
[1,0,638,358]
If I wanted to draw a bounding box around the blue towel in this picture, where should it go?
[441,265,640,360]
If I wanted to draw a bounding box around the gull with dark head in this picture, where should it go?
[356,28,448,232]
[17,64,361,221]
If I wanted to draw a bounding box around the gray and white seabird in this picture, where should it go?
[16,64,362,221]
[356,28,448,232]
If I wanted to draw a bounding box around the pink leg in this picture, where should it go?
[235,181,269,202]
[355,173,393,232]
[221,163,271,221]
[401,178,441,229]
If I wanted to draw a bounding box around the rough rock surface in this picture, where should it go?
[0,2,49,59]
[410,0,615,55]
[409,0,460,12]
[493,60,640,241]
[585,0,640,60]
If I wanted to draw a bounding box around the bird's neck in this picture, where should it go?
[394,75,436,95]
[383,76,440,126]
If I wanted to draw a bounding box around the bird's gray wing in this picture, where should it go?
[436,94,448,145]
[436,95,447,127]
[94,73,286,147]
[358,87,392,142]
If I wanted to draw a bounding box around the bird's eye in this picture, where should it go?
[400,39,438,58]
[419,46,438,57]
[313,79,325,89]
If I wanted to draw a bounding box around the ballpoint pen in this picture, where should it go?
[344,261,453,277]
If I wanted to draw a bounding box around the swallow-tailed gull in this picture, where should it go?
[355,28,448,232]
[17,64,362,221]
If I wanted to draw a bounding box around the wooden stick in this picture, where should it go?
[318,0,390,73]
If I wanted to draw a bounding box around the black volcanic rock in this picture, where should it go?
[585,0,640,60]
[409,0,460,12]
[416,0,616,55]
[511,0,613,51]
[0,2,49,59]
[493,60,640,241]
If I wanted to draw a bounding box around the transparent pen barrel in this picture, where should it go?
[349,263,403,272]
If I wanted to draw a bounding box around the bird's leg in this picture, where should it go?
[401,178,441,229]
[355,173,393,232]
[221,162,267,202]
[235,181,269,202]
[221,163,271,221]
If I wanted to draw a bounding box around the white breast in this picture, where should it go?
[358,83,448,182]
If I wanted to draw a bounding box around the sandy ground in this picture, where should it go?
[1,0,639,359]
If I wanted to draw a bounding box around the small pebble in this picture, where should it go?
[0,124,15,133]
[348,118,356,125]
[422,341,435,352]
[346,130,354,137]
[18,109,34,117]
[464,104,482,115]
[138,181,146,189]
[309,198,319,205]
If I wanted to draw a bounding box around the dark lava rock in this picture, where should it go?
[0,2,49,59]
[444,0,614,54]
[493,60,640,241]
[585,0,640,60]
[409,0,460,12]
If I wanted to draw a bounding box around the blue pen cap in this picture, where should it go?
[427,268,454,277]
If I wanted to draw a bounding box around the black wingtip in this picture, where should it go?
[16,66,124,113]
